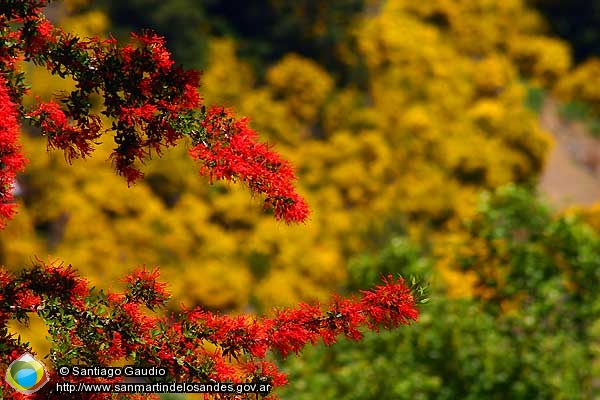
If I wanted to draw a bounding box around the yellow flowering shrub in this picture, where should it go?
[400,0,573,88]
[507,36,572,87]
[200,39,255,107]
[351,4,551,223]
[554,58,600,112]
[472,54,516,96]
[266,54,334,123]
[0,201,41,268]
[165,259,253,311]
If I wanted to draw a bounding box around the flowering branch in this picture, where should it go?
[188,106,309,223]
[1,0,308,223]
[0,261,420,399]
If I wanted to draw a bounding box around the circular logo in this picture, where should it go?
[5,352,49,394]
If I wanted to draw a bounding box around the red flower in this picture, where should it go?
[0,77,27,229]
[130,31,175,72]
[27,101,101,162]
[36,19,53,38]
[121,302,160,334]
[179,70,202,109]
[151,45,174,72]
[266,303,322,356]
[15,290,42,310]
[21,17,56,56]
[124,266,170,309]
[190,106,310,223]
[360,275,419,329]
[119,104,159,124]
[0,268,13,287]
[109,152,146,185]
[105,331,126,361]
[242,360,288,387]
[208,352,238,381]
[107,291,127,304]
[121,44,136,64]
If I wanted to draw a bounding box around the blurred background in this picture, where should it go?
[3,0,600,398]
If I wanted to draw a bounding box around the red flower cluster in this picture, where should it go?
[190,106,310,223]
[1,261,420,399]
[123,267,170,309]
[27,101,102,162]
[0,77,27,228]
[23,17,56,55]
[361,274,421,329]
[130,32,174,72]
[0,0,309,220]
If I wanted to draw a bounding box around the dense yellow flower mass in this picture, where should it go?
[555,58,600,112]
[3,0,596,328]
